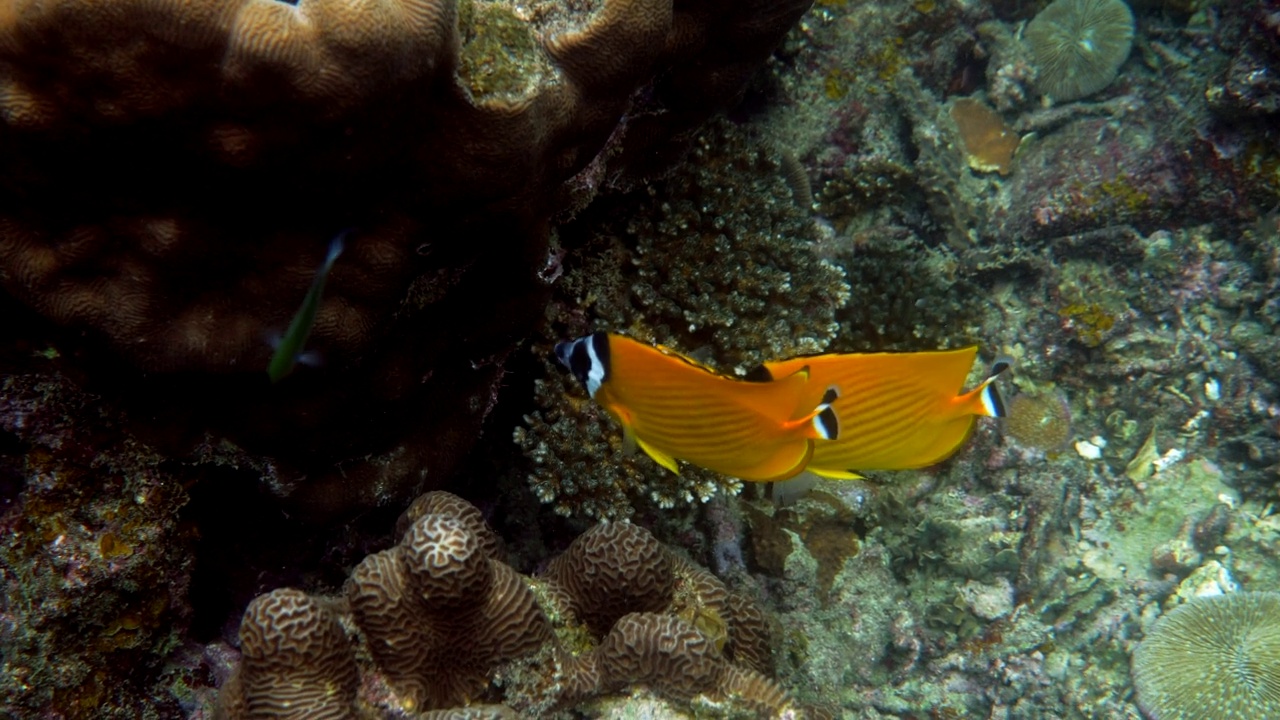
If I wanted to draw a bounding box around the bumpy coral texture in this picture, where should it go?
[218,589,358,720]
[0,0,814,520]
[540,521,778,688]
[347,513,553,709]
[1132,591,1280,720]
[218,492,795,717]
[0,370,194,719]
[0,0,668,373]
[544,521,676,635]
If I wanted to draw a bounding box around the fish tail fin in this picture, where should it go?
[959,356,1012,417]
[325,229,350,267]
[783,384,841,441]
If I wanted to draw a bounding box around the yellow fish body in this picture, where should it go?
[760,347,1008,478]
[555,333,839,482]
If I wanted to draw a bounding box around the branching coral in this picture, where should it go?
[217,492,796,717]
[516,118,851,519]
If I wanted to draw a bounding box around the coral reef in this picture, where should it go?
[7,0,1280,716]
[0,0,816,522]
[217,589,357,720]
[950,97,1021,175]
[1024,0,1136,103]
[1132,591,1280,720]
[217,492,795,717]
[1003,390,1074,454]
[516,117,850,519]
[0,363,196,717]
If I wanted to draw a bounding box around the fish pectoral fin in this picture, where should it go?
[634,436,680,474]
[807,466,865,480]
[621,426,638,458]
[781,384,841,441]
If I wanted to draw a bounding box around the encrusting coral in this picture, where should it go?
[216,491,796,718]
[0,0,816,521]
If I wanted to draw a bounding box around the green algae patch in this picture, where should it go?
[1080,456,1233,584]
[457,0,550,103]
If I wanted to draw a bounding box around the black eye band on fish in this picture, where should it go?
[553,332,610,398]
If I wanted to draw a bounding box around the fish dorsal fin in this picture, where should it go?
[771,364,811,407]
[653,342,729,378]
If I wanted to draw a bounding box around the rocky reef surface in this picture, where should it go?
[3,0,1279,718]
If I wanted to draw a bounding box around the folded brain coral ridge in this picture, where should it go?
[218,491,796,717]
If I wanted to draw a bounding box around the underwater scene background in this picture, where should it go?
[0,0,1277,717]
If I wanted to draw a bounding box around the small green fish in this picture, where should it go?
[267,231,348,383]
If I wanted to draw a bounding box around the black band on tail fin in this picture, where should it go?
[983,384,1006,418]
[983,356,1013,417]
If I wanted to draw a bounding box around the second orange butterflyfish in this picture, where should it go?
[757,346,1009,478]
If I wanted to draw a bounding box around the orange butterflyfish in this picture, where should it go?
[754,346,1010,479]
[553,332,841,483]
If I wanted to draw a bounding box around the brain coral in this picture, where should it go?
[218,588,358,720]
[1132,591,1280,720]
[1025,0,1135,102]
[218,491,795,717]
[0,0,816,518]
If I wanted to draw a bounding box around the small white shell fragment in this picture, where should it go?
[1090,435,1107,448]
[1204,377,1221,401]
[1075,439,1103,460]
[1154,447,1185,473]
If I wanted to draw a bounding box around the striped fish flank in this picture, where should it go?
[761,347,1009,478]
